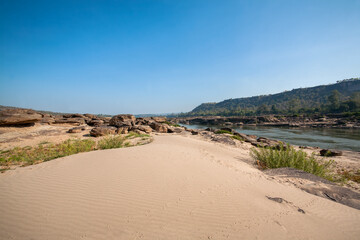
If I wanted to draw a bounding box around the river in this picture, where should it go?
[181,124,360,152]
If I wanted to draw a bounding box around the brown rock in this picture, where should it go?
[109,114,136,127]
[63,113,85,118]
[0,108,42,126]
[320,149,343,157]
[149,122,168,133]
[68,126,86,133]
[90,126,117,137]
[87,119,104,126]
[167,127,183,133]
[151,117,167,123]
[116,127,129,134]
[132,125,152,134]
[53,118,85,126]
[84,113,97,119]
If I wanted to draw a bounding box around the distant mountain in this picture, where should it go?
[188,78,360,116]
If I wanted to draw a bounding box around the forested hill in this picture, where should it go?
[188,78,360,116]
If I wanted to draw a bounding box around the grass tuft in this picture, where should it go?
[164,121,181,127]
[0,133,151,167]
[98,135,125,149]
[215,130,233,134]
[250,144,333,179]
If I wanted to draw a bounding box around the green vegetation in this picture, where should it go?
[98,135,125,149]
[336,169,360,183]
[215,129,243,141]
[230,135,243,141]
[174,78,360,117]
[215,129,233,134]
[250,144,333,179]
[0,139,96,167]
[0,133,151,168]
[164,121,181,127]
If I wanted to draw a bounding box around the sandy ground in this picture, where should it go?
[0,134,359,240]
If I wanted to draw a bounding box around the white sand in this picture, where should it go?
[0,134,359,239]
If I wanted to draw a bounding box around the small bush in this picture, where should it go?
[0,139,96,166]
[231,135,243,141]
[126,131,150,139]
[164,121,181,127]
[0,133,151,168]
[98,135,125,149]
[215,130,233,134]
[250,144,333,179]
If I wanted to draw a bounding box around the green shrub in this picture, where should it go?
[250,144,333,179]
[215,130,233,134]
[231,135,243,141]
[98,135,125,149]
[164,121,181,127]
[0,139,96,166]
[0,133,151,168]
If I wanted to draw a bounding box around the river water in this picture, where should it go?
[181,124,360,152]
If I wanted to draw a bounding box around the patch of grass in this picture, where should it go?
[98,135,125,149]
[215,130,233,134]
[0,134,152,167]
[336,170,360,183]
[231,135,243,141]
[126,131,150,139]
[250,144,333,179]
[0,139,96,167]
[38,141,50,146]
[164,121,181,127]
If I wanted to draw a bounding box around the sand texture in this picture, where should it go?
[0,134,359,239]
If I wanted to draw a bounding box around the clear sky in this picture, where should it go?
[1,0,359,114]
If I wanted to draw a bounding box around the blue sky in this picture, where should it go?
[1,0,359,114]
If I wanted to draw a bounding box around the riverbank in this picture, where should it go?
[1,133,359,239]
[174,114,360,129]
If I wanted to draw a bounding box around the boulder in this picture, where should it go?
[87,119,104,126]
[131,125,152,134]
[40,116,55,125]
[151,117,167,123]
[109,114,136,127]
[84,113,97,119]
[190,129,199,135]
[211,135,236,145]
[68,126,86,133]
[116,127,129,134]
[149,122,168,133]
[320,149,343,157]
[63,113,85,118]
[90,126,117,137]
[220,127,235,133]
[0,108,42,126]
[167,127,183,133]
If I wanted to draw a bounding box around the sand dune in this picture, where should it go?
[0,134,359,239]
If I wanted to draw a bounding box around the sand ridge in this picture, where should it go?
[0,134,359,239]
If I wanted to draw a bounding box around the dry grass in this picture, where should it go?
[0,132,151,169]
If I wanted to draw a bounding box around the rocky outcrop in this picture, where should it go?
[151,117,167,123]
[53,117,85,126]
[109,114,136,127]
[0,109,42,126]
[149,122,168,133]
[320,149,343,157]
[90,126,117,137]
[68,126,86,133]
[175,114,360,129]
[116,127,129,134]
[86,119,104,126]
[131,125,152,134]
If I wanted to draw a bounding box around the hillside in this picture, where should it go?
[188,78,360,116]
